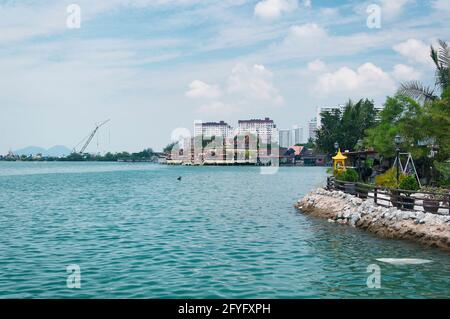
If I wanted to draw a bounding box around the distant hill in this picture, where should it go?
[14,145,72,157]
[45,145,72,157]
[14,146,46,156]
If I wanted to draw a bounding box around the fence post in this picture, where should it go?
[374,187,377,205]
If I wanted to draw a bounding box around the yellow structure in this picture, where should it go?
[332,149,347,174]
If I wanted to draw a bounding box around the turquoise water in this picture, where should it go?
[0,162,449,298]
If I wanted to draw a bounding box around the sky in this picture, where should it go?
[0,0,449,153]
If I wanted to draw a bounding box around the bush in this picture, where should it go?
[375,168,406,189]
[336,168,359,182]
[343,168,359,182]
[399,175,420,191]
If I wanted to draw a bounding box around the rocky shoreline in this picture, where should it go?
[296,188,450,251]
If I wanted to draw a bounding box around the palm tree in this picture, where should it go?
[399,40,450,103]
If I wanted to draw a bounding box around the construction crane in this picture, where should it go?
[73,119,110,154]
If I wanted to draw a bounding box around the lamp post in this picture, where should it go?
[357,139,363,180]
[395,134,402,185]
[428,142,439,183]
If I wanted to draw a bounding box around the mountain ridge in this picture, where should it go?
[14,145,72,157]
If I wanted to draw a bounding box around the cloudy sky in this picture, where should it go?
[1,0,449,153]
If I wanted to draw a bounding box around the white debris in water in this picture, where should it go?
[376,258,432,265]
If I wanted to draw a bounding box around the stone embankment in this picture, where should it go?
[296,188,450,251]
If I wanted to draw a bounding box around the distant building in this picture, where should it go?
[279,129,292,148]
[238,117,277,143]
[308,117,318,141]
[194,120,233,139]
[292,125,303,145]
[374,106,384,122]
[279,125,303,147]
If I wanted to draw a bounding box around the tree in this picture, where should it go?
[163,142,178,153]
[364,95,425,159]
[296,138,315,149]
[399,40,450,103]
[316,99,378,155]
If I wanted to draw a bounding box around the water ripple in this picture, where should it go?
[0,162,449,298]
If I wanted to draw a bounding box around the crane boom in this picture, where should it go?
[74,119,110,154]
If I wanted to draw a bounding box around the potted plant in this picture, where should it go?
[398,175,420,210]
[375,168,405,208]
[421,186,447,213]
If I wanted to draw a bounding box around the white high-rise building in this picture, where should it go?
[279,129,292,148]
[238,117,277,143]
[194,120,233,138]
[292,125,303,145]
[308,117,318,141]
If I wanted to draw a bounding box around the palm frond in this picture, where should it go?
[437,39,450,69]
[398,81,437,103]
[431,45,440,69]
[435,68,450,91]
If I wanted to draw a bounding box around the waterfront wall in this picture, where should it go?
[296,188,450,251]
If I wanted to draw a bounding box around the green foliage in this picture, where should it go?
[399,175,420,191]
[399,39,449,102]
[434,161,450,188]
[163,142,178,153]
[375,168,406,189]
[316,99,378,155]
[364,95,425,159]
[342,168,359,182]
[61,149,155,162]
[336,168,359,182]
[364,40,449,186]
[296,137,315,149]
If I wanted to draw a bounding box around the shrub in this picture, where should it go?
[399,175,420,191]
[342,168,359,182]
[375,168,406,189]
[336,168,359,182]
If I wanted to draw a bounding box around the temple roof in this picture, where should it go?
[332,149,347,160]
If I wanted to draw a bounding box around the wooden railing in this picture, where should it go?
[326,177,450,215]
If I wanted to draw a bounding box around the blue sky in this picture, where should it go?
[1,0,449,153]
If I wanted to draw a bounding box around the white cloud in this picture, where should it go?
[392,64,421,81]
[303,0,312,8]
[287,23,327,40]
[196,101,240,117]
[379,0,412,20]
[276,23,387,60]
[432,0,450,11]
[186,80,222,99]
[393,39,432,66]
[316,63,396,96]
[227,63,284,106]
[307,59,327,72]
[254,0,298,20]
[192,63,284,116]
